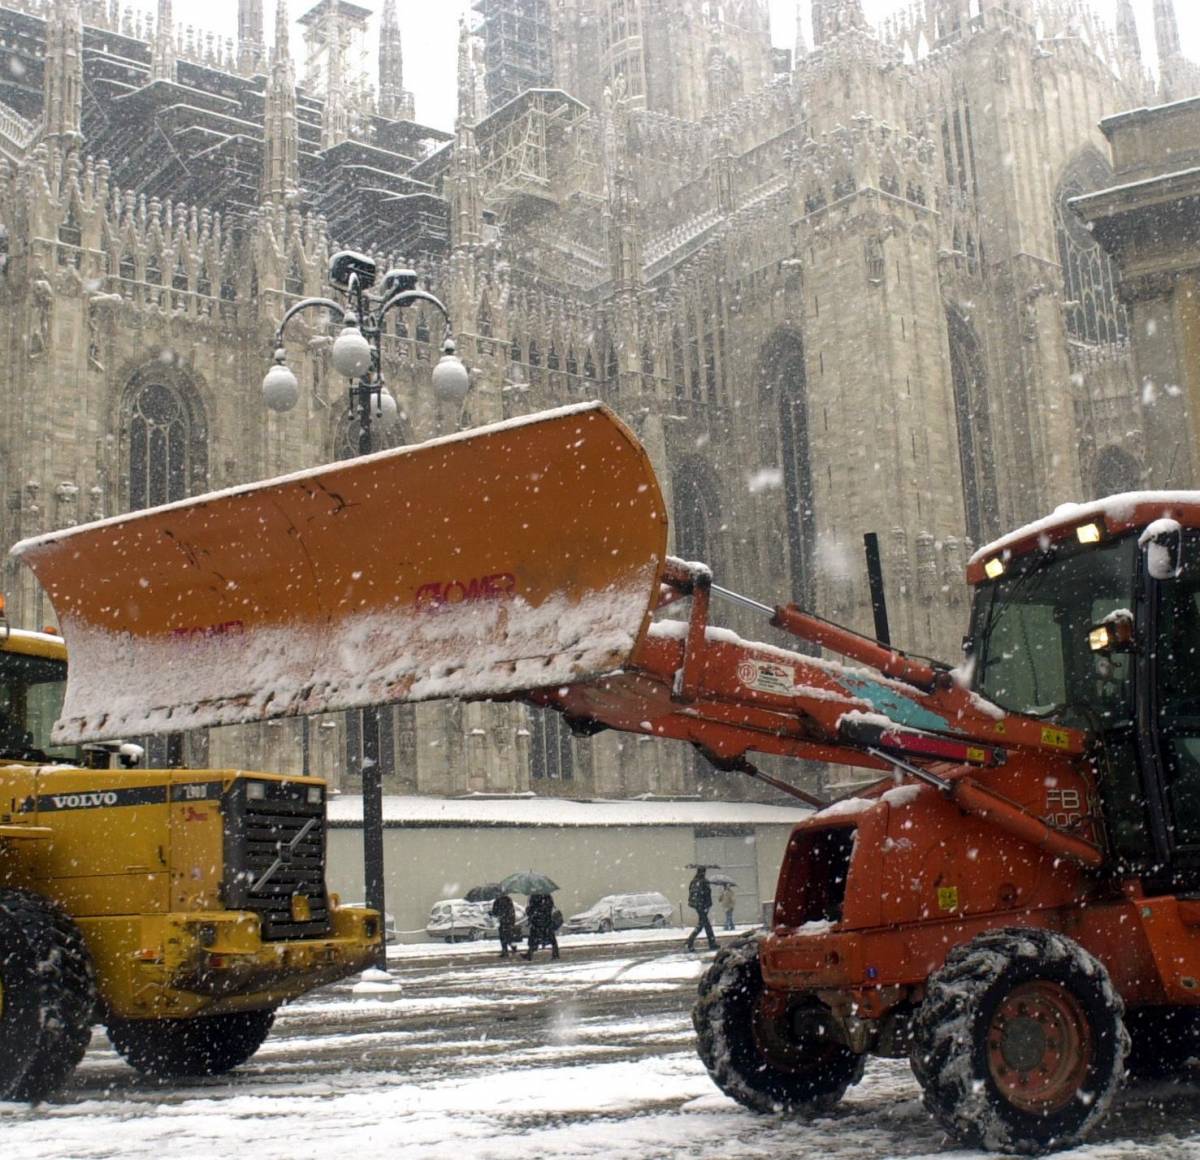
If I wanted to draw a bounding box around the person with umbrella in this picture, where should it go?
[500,871,561,962]
[719,882,736,930]
[685,866,717,952]
[704,871,738,931]
[491,891,519,957]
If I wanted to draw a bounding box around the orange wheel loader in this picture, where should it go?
[14,401,1200,1149]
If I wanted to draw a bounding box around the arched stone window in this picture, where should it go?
[757,330,815,607]
[121,371,209,767]
[946,307,997,545]
[528,706,574,782]
[1091,445,1142,499]
[122,374,208,511]
[1056,151,1129,348]
[672,456,722,573]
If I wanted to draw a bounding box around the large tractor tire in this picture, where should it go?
[693,934,865,1114]
[106,1008,276,1079]
[1124,1007,1200,1080]
[910,927,1127,1154]
[0,888,97,1102]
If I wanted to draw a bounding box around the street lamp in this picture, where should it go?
[263,251,469,453]
[263,251,469,965]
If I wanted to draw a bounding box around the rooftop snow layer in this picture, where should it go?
[326,794,812,828]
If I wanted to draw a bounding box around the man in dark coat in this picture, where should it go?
[491,892,518,957]
[686,867,717,952]
[522,891,560,960]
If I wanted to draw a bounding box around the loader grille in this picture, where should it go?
[222,779,332,941]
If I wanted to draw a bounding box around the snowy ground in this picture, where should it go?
[5,931,1200,1159]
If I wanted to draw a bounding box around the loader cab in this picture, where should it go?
[967,504,1200,889]
[0,630,81,765]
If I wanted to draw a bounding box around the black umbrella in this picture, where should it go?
[499,870,560,895]
[465,883,503,903]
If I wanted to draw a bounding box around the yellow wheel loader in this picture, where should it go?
[0,625,380,1100]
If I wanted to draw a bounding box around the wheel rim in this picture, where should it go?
[751,997,841,1075]
[987,980,1093,1114]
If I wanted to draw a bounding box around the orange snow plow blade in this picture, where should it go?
[13,403,668,742]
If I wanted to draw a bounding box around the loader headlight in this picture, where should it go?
[307,785,323,805]
[246,781,267,801]
[984,557,1005,580]
[1075,522,1102,544]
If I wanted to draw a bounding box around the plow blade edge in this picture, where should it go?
[14,403,668,742]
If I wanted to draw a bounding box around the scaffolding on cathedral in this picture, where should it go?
[475,88,595,215]
[473,0,554,116]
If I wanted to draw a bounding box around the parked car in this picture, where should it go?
[562,892,675,934]
[425,898,527,943]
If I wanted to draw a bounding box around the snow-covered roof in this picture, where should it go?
[327,794,812,828]
[969,491,1200,568]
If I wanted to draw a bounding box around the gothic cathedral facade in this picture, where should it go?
[0,0,1195,799]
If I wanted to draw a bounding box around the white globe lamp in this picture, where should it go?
[331,320,373,378]
[431,338,470,405]
[262,349,300,413]
[375,386,400,432]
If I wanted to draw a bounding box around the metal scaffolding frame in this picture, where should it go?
[473,0,554,115]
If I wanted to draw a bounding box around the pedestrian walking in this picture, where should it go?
[522,891,560,960]
[491,891,519,957]
[719,883,736,931]
[686,867,717,952]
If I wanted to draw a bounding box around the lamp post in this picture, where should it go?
[263,251,470,965]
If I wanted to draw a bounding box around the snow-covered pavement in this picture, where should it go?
[4,935,1200,1159]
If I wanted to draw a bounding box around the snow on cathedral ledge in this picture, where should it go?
[968,490,1200,569]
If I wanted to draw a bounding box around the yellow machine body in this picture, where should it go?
[0,629,379,1021]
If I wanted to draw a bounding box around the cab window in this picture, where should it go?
[970,535,1136,729]
[1154,538,1200,849]
[0,648,80,763]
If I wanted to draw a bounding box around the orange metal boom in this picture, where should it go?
[531,557,1103,869]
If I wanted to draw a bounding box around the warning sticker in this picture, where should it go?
[1041,727,1071,750]
[937,886,960,912]
[736,659,796,696]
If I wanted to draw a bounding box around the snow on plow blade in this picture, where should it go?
[14,403,668,743]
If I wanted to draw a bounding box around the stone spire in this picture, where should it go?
[320,0,349,149]
[378,0,412,120]
[1115,0,1141,63]
[449,16,481,248]
[456,14,476,126]
[794,2,809,64]
[1154,0,1187,100]
[262,0,299,206]
[238,0,265,73]
[811,0,866,47]
[151,0,176,83]
[43,0,83,150]
[602,80,642,297]
[1154,0,1182,64]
